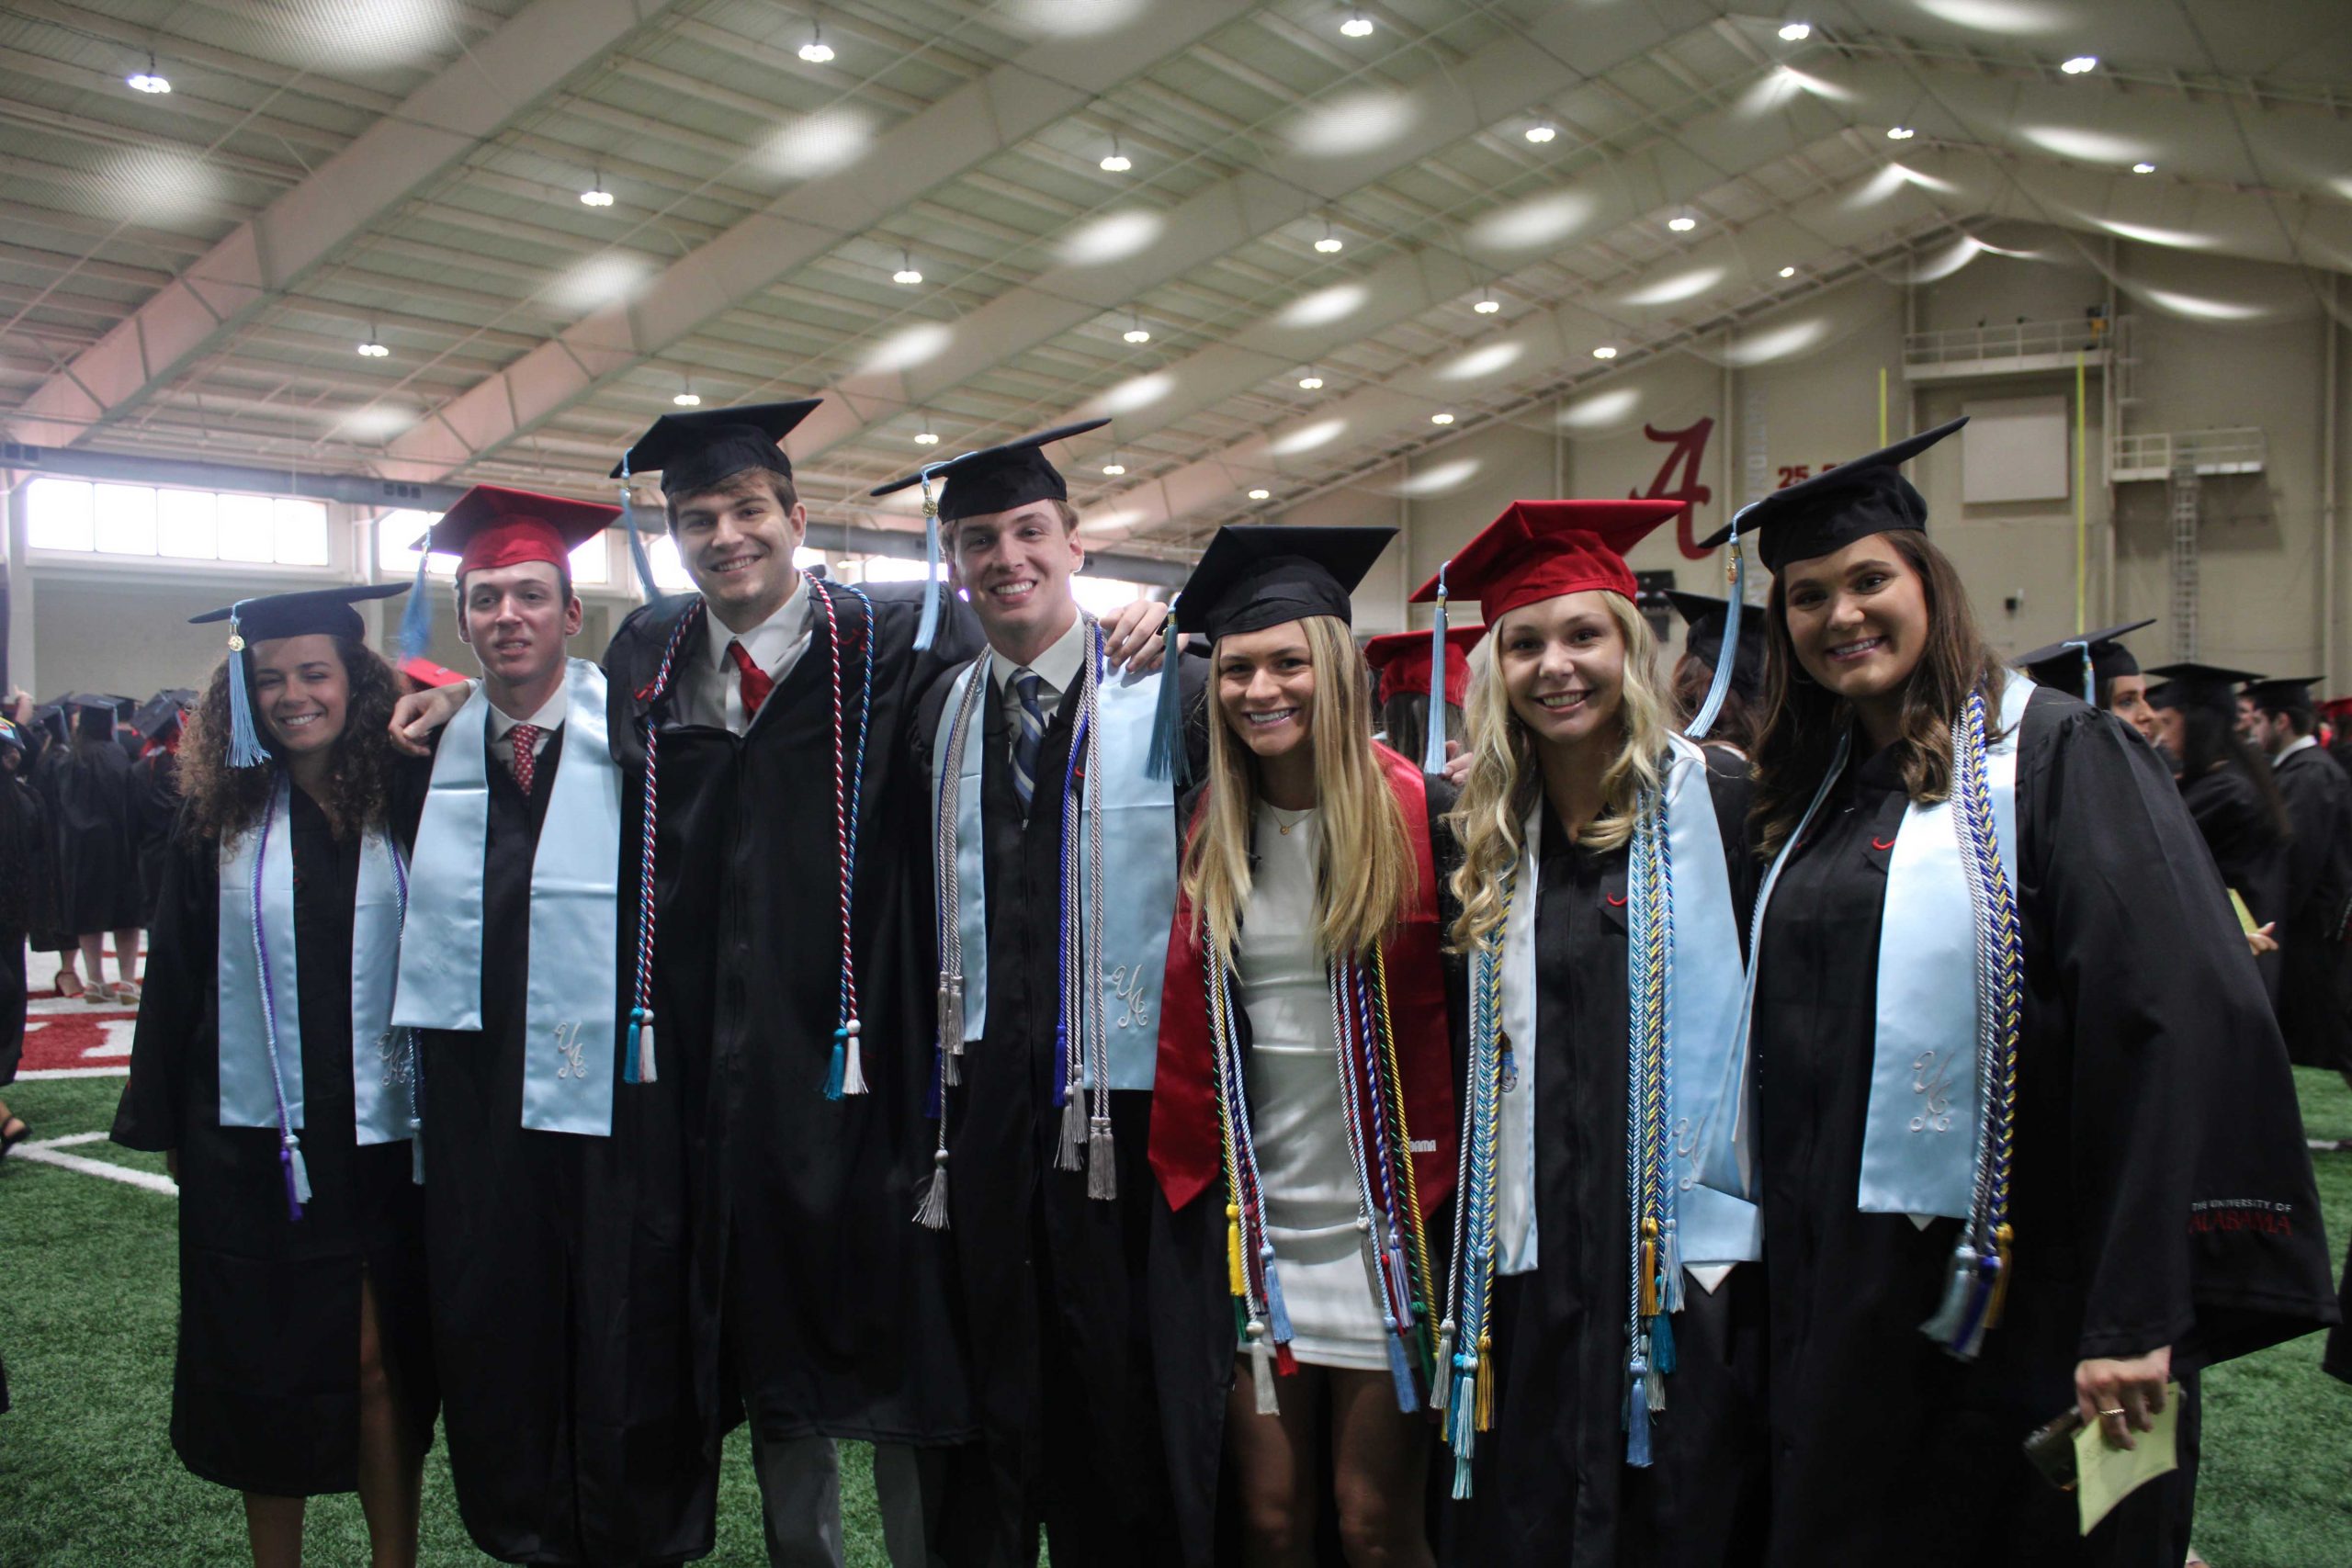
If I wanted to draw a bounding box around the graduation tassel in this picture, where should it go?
[1474,1334,1495,1434]
[223,612,268,769]
[1624,1348,1654,1468]
[943,1036,963,1088]
[1660,1218,1685,1313]
[913,477,944,652]
[1144,610,1188,784]
[1248,1321,1279,1416]
[1261,1247,1295,1343]
[409,1116,424,1186]
[1984,1223,2016,1329]
[1638,1220,1659,1318]
[1385,1325,1420,1413]
[282,1133,311,1215]
[839,1020,868,1097]
[1420,566,1451,774]
[1951,1252,2000,1360]
[1056,1090,1085,1172]
[823,1029,848,1101]
[1227,1203,1247,1297]
[1648,1312,1676,1376]
[1918,1243,1980,1348]
[1685,520,1751,740]
[625,1006,658,1085]
[1450,1362,1479,1498]
[397,550,434,661]
[1086,1113,1116,1201]
[913,1149,951,1231]
[1428,1321,1456,1413]
[935,977,964,1084]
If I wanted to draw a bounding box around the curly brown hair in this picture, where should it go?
[179,637,404,846]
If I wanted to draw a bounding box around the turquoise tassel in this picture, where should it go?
[1144,612,1189,784]
[1685,515,1751,740]
[823,1030,847,1100]
[1419,570,1450,774]
[1385,1328,1419,1413]
[224,612,267,769]
[1624,1350,1653,1467]
[1919,1244,1980,1347]
[626,510,661,599]
[1261,1248,1295,1342]
[397,550,433,660]
[914,496,943,651]
[1647,1312,1675,1375]
[624,1009,645,1085]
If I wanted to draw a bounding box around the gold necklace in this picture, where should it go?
[1269,804,1312,836]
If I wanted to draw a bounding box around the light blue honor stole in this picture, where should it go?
[392,659,624,1137]
[920,626,1181,1226]
[218,774,414,1218]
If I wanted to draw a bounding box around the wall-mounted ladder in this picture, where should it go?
[2169,460,2200,660]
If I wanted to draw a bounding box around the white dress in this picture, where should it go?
[1238,803,1385,1371]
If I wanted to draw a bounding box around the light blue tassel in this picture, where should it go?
[224,607,268,769]
[409,1114,424,1186]
[1144,610,1189,784]
[1660,1219,1685,1313]
[623,1009,646,1085]
[1624,1350,1653,1467]
[1385,1326,1419,1413]
[397,550,433,660]
[1428,1322,1455,1412]
[1420,566,1451,774]
[1685,512,1752,741]
[1261,1248,1295,1343]
[914,487,943,651]
[823,1029,847,1100]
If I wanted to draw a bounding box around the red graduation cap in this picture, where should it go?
[1363,626,1484,707]
[1410,500,1686,623]
[414,484,620,578]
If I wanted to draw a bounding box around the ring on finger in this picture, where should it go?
[2098,1407,2127,1418]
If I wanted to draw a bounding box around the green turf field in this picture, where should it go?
[3,1070,2348,1564]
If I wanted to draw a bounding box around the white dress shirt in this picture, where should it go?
[486,682,568,775]
[989,611,1088,754]
[684,573,814,736]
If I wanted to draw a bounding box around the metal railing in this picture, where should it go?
[2111,427,2267,479]
[1903,318,2109,368]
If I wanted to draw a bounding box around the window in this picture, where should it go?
[25,477,326,566]
[1071,574,1150,616]
[378,509,611,587]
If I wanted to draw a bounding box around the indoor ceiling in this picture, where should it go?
[3,0,2349,562]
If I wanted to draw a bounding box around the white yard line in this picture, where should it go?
[17,1066,130,1080]
[9,1134,178,1195]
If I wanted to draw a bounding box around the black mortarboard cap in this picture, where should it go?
[2246,675,2322,716]
[65,693,120,741]
[609,399,823,497]
[1175,525,1396,644]
[1668,591,1767,673]
[1698,416,1968,572]
[869,419,1110,522]
[190,582,411,644]
[132,689,197,744]
[2145,660,2264,716]
[2015,619,2155,699]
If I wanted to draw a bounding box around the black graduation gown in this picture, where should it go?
[2179,763,2290,1004]
[131,750,184,929]
[1152,772,1467,1568]
[1747,690,2337,1568]
[1447,750,1770,1568]
[909,648,1208,1568]
[2269,744,2352,1072]
[402,728,713,1566]
[36,737,142,933]
[602,584,984,1455]
[0,771,44,1083]
[110,784,437,1497]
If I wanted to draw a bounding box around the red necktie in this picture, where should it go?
[509,723,541,796]
[726,639,774,723]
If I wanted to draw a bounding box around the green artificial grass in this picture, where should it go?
[4,1069,2347,1564]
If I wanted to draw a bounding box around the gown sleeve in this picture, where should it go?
[2030,706,2337,1366]
[110,820,215,1153]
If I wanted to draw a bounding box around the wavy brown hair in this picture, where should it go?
[1750,531,2006,860]
[179,637,404,846]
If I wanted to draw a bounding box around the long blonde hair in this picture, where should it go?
[1446,593,1671,953]
[1182,614,1417,962]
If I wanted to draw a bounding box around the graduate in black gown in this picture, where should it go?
[1419,502,1769,1567]
[111,584,436,1567]
[1666,591,1768,758]
[1149,526,1463,1568]
[130,692,193,929]
[0,715,40,1148]
[2243,676,2352,1076]
[35,694,144,1002]
[1696,421,2338,1567]
[886,425,1196,1566]
[2145,662,2294,998]
[390,485,714,1566]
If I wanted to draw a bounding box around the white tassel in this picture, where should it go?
[841,1021,868,1096]
[1086,1115,1116,1201]
[286,1136,312,1205]
[1248,1324,1278,1416]
[637,1017,659,1085]
[913,1150,950,1230]
[1056,1092,1085,1172]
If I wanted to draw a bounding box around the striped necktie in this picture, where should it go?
[1011,668,1046,814]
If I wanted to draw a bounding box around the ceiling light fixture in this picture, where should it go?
[1298,372,1325,389]
[2132,161,2156,175]
[1100,133,1132,174]
[1886,125,1916,141]
[2060,54,2097,74]
[1778,21,1812,41]
[580,172,614,207]
[1123,310,1152,344]
[1474,288,1500,314]
[356,333,389,358]
[1340,11,1374,39]
[1779,265,1798,277]
[892,248,922,285]
[1524,122,1557,144]
[1248,487,1272,501]
[798,23,835,63]
[913,424,940,446]
[128,52,170,94]
[1430,412,1455,425]
[673,382,701,407]
[1314,220,1344,254]
[1592,344,1619,359]
[1102,462,1126,476]
[1668,213,1697,232]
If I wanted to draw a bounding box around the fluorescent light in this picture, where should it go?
[1473,295,1501,314]
[1779,265,1797,277]
[1430,412,1455,425]
[1248,488,1272,500]
[1102,463,1126,476]
[1124,325,1152,344]
[128,56,170,93]
[579,185,614,207]
[1314,220,1345,254]
[1524,123,1556,144]
[893,250,922,285]
[1340,13,1374,38]
[798,26,834,63]
[1778,21,1812,41]
[1668,214,1697,232]
[2132,161,2156,174]
[913,430,940,446]
[1592,344,1618,359]
[1298,374,1325,389]
[356,340,389,358]
[1886,125,1916,140]
[1100,152,1132,172]
[673,390,701,407]
[2060,54,2097,73]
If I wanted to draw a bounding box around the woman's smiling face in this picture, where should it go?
[1493,590,1626,751]
[1216,621,1317,766]
[1778,534,1929,709]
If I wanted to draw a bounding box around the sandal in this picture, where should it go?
[84,981,116,1004]
[0,1119,28,1158]
[111,980,141,1004]
[51,971,84,999]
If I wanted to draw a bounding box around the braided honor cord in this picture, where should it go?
[818,580,878,1101]
[1623,785,1675,1466]
[1370,949,1436,1368]
[625,600,704,1088]
[1080,628,1115,1199]
[1920,690,2024,1359]
[247,788,309,1221]
[381,836,425,1186]
[1440,873,1515,1493]
[1210,930,1290,1414]
[916,660,989,1230]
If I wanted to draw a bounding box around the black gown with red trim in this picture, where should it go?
[110,783,437,1497]
[1149,748,1464,1568]
[600,584,985,1466]
[1747,689,2335,1567]
[1443,748,1770,1568]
